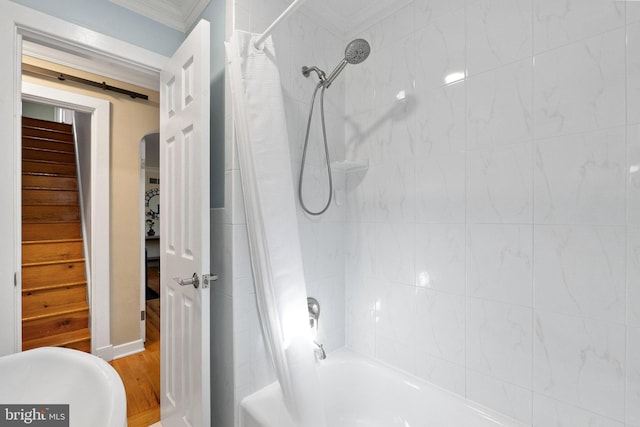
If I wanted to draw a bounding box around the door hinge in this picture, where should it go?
[141,310,146,321]
[13,272,17,287]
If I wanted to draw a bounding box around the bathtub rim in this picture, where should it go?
[241,347,528,427]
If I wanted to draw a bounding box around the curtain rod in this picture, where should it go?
[254,0,307,49]
[22,63,149,101]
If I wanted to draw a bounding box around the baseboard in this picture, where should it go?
[94,344,114,361]
[111,339,145,360]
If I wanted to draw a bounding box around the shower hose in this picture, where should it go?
[298,81,333,216]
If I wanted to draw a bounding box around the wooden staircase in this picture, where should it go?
[21,117,90,352]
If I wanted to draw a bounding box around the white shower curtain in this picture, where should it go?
[225,31,326,427]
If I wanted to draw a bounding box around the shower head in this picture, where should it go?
[344,39,371,64]
[324,38,371,88]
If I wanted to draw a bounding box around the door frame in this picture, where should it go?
[0,1,169,355]
[21,82,111,358]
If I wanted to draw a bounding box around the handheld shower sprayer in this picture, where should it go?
[324,38,371,88]
[298,39,371,216]
[301,39,371,88]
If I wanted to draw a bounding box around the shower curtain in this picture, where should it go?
[225,31,326,427]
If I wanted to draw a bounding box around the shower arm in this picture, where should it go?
[302,65,327,83]
[301,58,348,89]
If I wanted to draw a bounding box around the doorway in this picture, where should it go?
[141,131,161,344]
[22,50,160,357]
[22,73,162,426]
[21,81,111,356]
[25,64,165,427]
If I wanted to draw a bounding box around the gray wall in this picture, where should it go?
[9,0,183,56]
[191,1,225,209]
[189,2,227,426]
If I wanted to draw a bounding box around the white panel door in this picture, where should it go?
[160,19,210,427]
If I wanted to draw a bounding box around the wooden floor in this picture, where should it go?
[110,266,160,427]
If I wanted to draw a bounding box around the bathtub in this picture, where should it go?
[241,349,526,427]
[0,347,127,427]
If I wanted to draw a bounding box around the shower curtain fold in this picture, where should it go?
[225,30,326,427]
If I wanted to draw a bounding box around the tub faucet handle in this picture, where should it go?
[307,297,320,330]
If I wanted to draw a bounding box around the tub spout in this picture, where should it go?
[313,340,327,360]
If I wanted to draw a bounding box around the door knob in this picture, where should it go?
[174,273,200,288]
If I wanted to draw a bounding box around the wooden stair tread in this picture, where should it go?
[22,204,79,208]
[22,190,79,206]
[23,222,81,241]
[22,122,73,136]
[23,171,76,177]
[22,258,84,268]
[22,158,75,166]
[23,186,78,192]
[22,280,87,293]
[22,208,79,215]
[23,158,74,163]
[23,221,81,227]
[22,185,78,193]
[22,328,90,351]
[23,138,75,149]
[22,219,80,225]
[22,175,78,192]
[23,238,83,245]
[23,125,72,134]
[23,125,73,135]
[22,117,73,133]
[22,239,84,264]
[23,135,74,143]
[22,259,85,288]
[23,220,80,225]
[22,163,77,176]
[23,300,88,322]
[23,148,76,164]
[23,146,74,155]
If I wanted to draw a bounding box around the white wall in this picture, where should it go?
[22,100,55,120]
[75,111,92,255]
[345,1,640,426]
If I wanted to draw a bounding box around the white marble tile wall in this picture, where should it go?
[343,1,640,426]
[223,0,640,426]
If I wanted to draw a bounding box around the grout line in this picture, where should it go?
[530,0,536,422]
[463,0,469,402]
[624,3,630,424]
